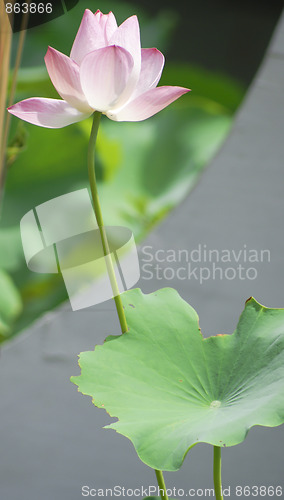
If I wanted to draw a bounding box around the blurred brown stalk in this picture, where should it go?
[0,1,30,204]
[0,0,13,194]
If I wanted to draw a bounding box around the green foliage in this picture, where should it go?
[0,269,22,341]
[161,63,244,113]
[72,288,284,471]
[2,99,232,341]
[0,226,23,271]
[1,0,245,341]
[143,497,174,500]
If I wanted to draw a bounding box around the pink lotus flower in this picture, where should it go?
[8,9,189,128]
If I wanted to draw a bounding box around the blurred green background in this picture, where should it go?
[0,0,282,341]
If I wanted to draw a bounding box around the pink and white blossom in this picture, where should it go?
[8,9,190,128]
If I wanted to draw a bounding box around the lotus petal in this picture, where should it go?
[70,9,105,65]
[80,46,134,112]
[108,86,190,122]
[45,47,92,113]
[8,98,92,128]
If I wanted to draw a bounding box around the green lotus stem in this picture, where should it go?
[87,111,128,333]
[155,470,169,500]
[213,446,223,500]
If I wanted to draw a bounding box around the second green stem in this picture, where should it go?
[155,470,169,500]
[213,446,223,500]
[87,111,128,334]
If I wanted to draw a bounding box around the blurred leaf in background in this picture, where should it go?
[0,269,22,341]
[0,0,244,342]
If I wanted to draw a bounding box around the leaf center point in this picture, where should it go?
[210,400,221,409]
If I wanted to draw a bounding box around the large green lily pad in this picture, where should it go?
[74,288,284,471]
